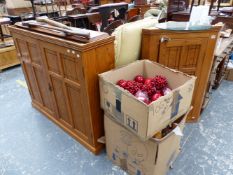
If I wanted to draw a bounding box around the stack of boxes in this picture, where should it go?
[99,60,196,175]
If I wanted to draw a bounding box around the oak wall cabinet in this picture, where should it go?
[141,27,221,122]
[9,25,115,154]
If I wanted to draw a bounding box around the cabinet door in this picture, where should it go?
[39,42,92,143]
[159,37,208,76]
[14,36,55,116]
[158,37,209,120]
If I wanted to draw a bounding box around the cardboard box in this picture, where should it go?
[99,60,196,140]
[104,112,188,175]
[225,68,233,81]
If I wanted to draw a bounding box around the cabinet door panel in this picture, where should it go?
[45,49,61,74]
[34,68,54,113]
[159,38,207,76]
[40,42,92,142]
[66,84,88,139]
[159,37,209,120]
[51,77,72,125]
[14,36,55,116]
[22,61,43,104]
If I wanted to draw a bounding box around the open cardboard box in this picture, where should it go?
[104,110,189,175]
[99,60,196,140]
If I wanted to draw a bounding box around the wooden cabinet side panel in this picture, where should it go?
[187,32,219,121]
[141,34,160,61]
[82,42,115,146]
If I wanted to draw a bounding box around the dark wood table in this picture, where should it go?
[88,2,128,31]
[67,12,100,29]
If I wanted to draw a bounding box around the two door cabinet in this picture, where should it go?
[9,25,115,154]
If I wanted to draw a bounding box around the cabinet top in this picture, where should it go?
[9,25,115,52]
[142,26,222,35]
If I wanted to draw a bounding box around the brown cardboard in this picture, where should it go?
[225,68,233,81]
[99,60,196,140]
[104,112,188,175]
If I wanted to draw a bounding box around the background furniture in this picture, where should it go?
[9,25,114,154]
[126,7,140,21]
[127,14,142,22]
[134,4,150,16]
[141,26,221,122]
[0,46,19,71]
[89,2,128,31]
[103,19,123,34]
[0,17,11,43]
[212,35,233,89]
[113,17,158,67]
[6,0,32,15]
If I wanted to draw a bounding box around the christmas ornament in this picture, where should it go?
[151,93,162,102]
[152,75,168,90]
[144,78,153,85]
[116,74,171,105]
[117,79,127,88]
[141,84,156,98]
[134,75,145,84]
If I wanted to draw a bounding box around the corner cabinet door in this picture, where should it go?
[158,36,209,120]
[159,37,208,76]
[39,42,92,143]
[13,34,56,116]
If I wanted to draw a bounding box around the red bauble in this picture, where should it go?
[136,82,144,89]
[117,79,127,88]
[144,99,151,105]
[134,75,145,84]
[124,81,135,94]
[152,75,168,90]
[124,80,142,95]
[141,84,156,98]
[144,78,152,85]
[126,80,134,88]
[151,93,162,102]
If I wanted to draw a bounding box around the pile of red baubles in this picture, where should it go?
[116,75,172,105]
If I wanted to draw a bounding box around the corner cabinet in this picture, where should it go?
[141,27,221,122]
[9,26,115,154]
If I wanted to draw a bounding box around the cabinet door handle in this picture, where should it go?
[160,37,171,43]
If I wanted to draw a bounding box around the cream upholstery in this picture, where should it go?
[112,17,158,67]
